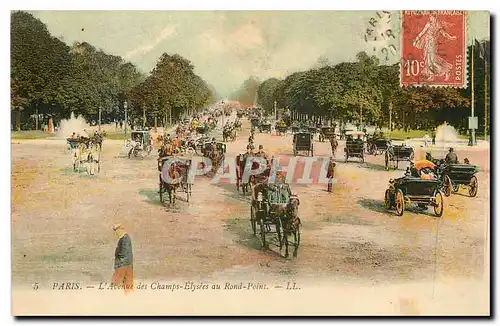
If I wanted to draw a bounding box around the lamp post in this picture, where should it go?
[124,101,128,137]
[98,106,102,132]
[221,100,225,127]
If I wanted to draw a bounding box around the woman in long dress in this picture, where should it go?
[413,13,457,81]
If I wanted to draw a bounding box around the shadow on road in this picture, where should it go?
[137,188,163,207]
[224,217,286,260]
[357,198,390,215]
[360,161,388,172]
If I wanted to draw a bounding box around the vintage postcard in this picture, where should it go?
[11,10,490,316]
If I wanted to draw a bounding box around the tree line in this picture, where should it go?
[232,45,489,135]
[11,11,216,131]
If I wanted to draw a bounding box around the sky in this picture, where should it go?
[30,10,490,97]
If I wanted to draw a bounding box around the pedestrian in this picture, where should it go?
[120,121,123,129]
[111,223,134,294]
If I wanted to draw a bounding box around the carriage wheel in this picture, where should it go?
[443,175,452,197]
[345,153,348,163]
[469,176,478,197]
[395,189,405,216]
[259,218,267,249]
[384,189,392,209]
[372,145,378,156]
[361,154,365,163]
[385,152,389,171]
[250,205,257,235]
[433,191,444,217]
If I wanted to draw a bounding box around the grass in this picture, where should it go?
[11,130,52,139]
[387,129,469,140]
[104,132,127,140]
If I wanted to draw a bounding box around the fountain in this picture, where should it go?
[434,122,460,145]
[56,112,91,138]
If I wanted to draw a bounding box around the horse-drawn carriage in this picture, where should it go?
[236,153,271,195]
[291,122,301,133]
[275,123,288,136]
[223,126,237,142]
[201,141,227,173]
[293,132,313,156]
[366,137,390,156]
[438,163,479,197]
[250,182,301,258]
[344,131,365,163]
[384,160,444,217]
[67,136,101,175]
[126,130,153,158]
[385,144,414,170]
[259,122,272,133]
[319,126,336,142]
[158,156,193,205]
[196,125,209,135]
[307,126,318,136]
[250,117,260,130]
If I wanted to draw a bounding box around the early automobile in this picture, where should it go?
[438,162,479,197]
[384,161,444,217]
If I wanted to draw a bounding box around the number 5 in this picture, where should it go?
[33,283,39,290]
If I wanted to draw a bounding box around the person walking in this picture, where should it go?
[111,223,134,294]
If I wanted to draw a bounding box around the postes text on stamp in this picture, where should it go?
[400,10,466,87]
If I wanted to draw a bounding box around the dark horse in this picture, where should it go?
[282,195,301,258]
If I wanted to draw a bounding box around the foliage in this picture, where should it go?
[11,11,215,130]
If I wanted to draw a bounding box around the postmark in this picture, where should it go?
[400,10,466,87]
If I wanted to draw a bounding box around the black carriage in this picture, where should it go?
[251,182,301,258]
[307,126,318,135]
[157,156,193,204]
[275,124,288,136]
[319,126,336,142]
[196,125,209,134]
[366,137,390,156]
[291,122,301,133]
[250,117,260,129]
[384,176,444,217]
[439,163,479,197]
[126,130,153,158]
[259,123,272,133]
[344,133,365,162]
[385,144,414,170]
[293,132,313,156]
[202,141,227,171]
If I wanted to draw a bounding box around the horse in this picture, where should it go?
[162,161,186,205]
[74,140,100,175]
[282,195,301,258]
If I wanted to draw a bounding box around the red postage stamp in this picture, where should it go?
[400,10,467,87]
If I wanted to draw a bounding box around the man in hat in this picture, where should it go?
[111,223,134,293]
[445,147,458,164]
[256,145,268,161]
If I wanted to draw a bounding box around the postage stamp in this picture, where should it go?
[400,10,467,87]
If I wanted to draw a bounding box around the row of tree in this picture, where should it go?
[11,11,216,131]
[232,44,490,135]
